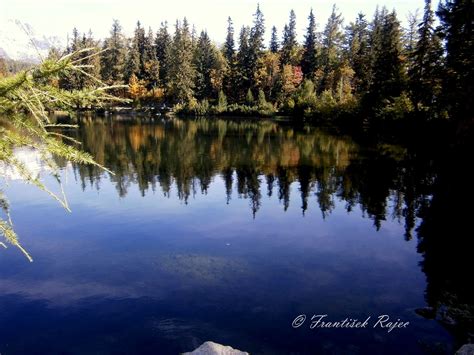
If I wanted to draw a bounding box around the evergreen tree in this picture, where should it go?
[270,26,279,53]
[100,20,127,86]
[437,0,474,119]
[166,18,196,103]
[236,26,252,101]
[368,8,406,104]
[346,13,371,93]
[280,9,298,66]
[194,31,215,99]
[248,4,265,89]
[124,39,140,82]
[223,17,237,102]
[155,22,172,87]
[405,10,420,59]
[143,27,160,90]
[409,0,443,111]
[124,23,142,81]
[224,17,235,63]
[318,5,344,92]
[301,9,318,78]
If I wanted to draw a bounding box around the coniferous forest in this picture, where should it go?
[2,0,466,128]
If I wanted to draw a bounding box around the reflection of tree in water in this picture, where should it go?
[415,141,474,348]
[59,116,436,233]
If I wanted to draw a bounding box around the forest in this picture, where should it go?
[1,0,471,127]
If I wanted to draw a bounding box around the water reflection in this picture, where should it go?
[61,116,433,237]
[0,115,471,354]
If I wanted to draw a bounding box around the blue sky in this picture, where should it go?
[1,0,426,43]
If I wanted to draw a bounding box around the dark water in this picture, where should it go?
[0,116,472,354]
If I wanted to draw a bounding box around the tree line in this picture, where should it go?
[42,0,472,122]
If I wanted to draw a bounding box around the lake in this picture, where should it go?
[0,115,471,354]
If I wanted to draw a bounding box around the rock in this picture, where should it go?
[182,341,249,355]
[456,344,474,355]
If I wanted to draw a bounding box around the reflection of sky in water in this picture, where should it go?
[0,119,453,354]
[0,170,452,354]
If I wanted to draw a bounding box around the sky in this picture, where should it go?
[0,0,426,44]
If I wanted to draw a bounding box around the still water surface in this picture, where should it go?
[0,116,466,354]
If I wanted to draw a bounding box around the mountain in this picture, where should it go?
[0,19,64,63]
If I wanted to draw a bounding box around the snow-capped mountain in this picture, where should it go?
[0,19,64,63]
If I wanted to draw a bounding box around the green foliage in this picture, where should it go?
[269,26,279,53]
[294,79,318,114]
[100,20,127,86]
[315,90,338,116]
[376,92,414,120]
[166,18,196,104]
[280,10,299,66]
[245,89,255,106]
[216,90,228,113]
[409,0,443,112]
[301,9,318,78]
[0,49,125,260]
[437,0,473,120]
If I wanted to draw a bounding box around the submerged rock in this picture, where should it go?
[456,344,474,355]
[182,341,249,355]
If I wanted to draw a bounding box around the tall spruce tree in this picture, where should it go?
[224,17,235,63]
[155,22,171,87]
[270,26,279,53]
[100,20,127,86]
[367,9,405,100]
[437,0,473,119]
[124,22,143,81]
[346,13,371,93]
[142,27,160,90]
[248,5,265,89]
[223,17,237,101]
[236,26,252,101]
[319,5,344,92]
[194,31,215,99]
[301,9,318,78]
[166,18,196,103]
[409,0,443,111]
[280,10,298,66]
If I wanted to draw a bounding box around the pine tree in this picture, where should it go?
[280,10,298,66]
[409,0,443,111]
[166,18,196,104]
[437,0,473,119]
[194,31,215,99]
[405,10,420,60]
[143,27,160,90]
[124,40,140,82]
[100,20,126,86]
[346,13,371,93]
[318,5,344,92]
[301,9,318,78]
[247,4,265,90]
[270,26,279,53]
[224,17,235,63]
[155,22,172,87]
[223,17,237,102]
[236,26,252,101]
[368,8,407,103]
